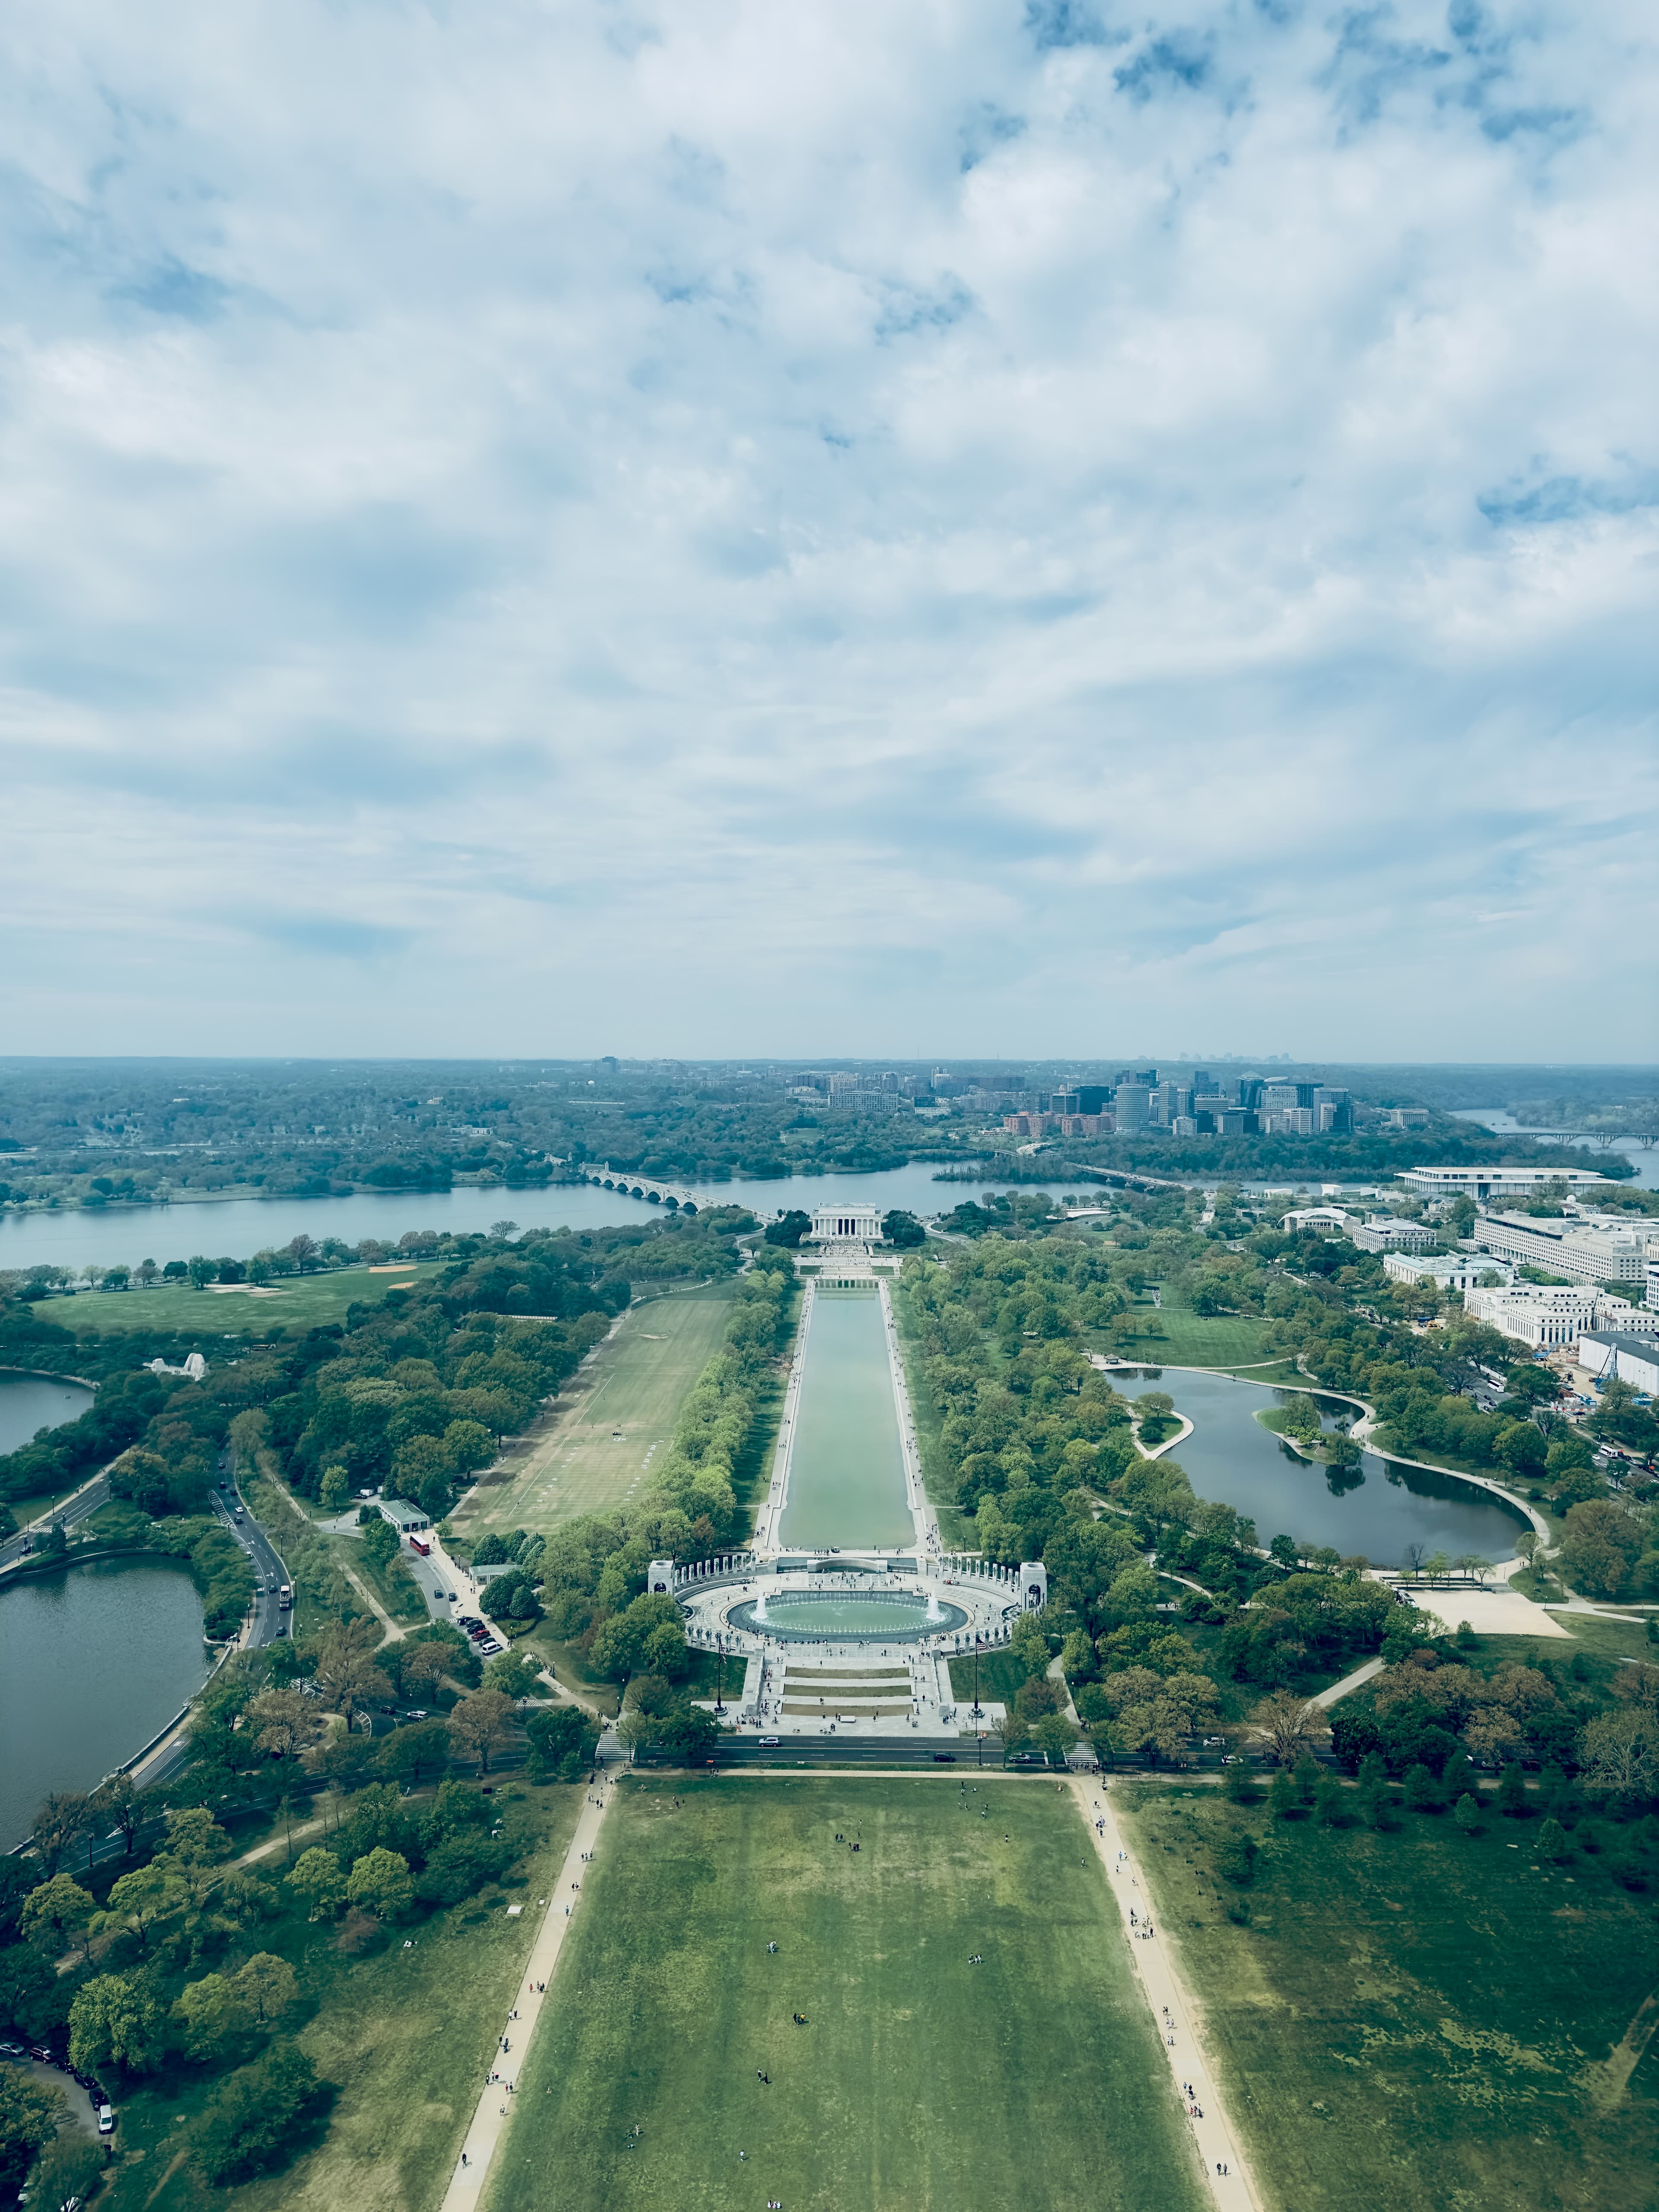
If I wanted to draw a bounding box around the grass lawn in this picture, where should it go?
[946,1646,1026,1710]
[1116,1780,1659,2212]
[99,1783,584,2212]
[452,1288,733,1541]
[484,1776,1205,2212]
[52,1264,439,1337]
[1091,1311,1274,1368]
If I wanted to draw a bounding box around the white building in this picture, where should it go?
[1383,1252,1512,1292]
[808,1201,884,1244]
[1281,1206,1356,1234]
[1398,1166,1611,1201]
[1350,1216,1440,1253]
[1463,1282,1646,1350]
[1471,1211,1648,1287]
[1577,1332,1659,1394]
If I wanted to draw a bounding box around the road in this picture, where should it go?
[0,1469,115,1570]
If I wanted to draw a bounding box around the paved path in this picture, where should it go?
[1071,1777,1261,2212]
[439,1773,618,2211]
[1312,1656,1385,1708]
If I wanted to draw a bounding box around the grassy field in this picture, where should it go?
[42,1264,439,1337]
[484,1776,1205,2212]
[98,1784,583,2212]
[1098,1309,1274,1368]
[1116,1779,1659,2212]
[452,1287,733,1541]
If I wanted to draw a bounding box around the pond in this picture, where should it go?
[0,1371,95,1457]
[1116,1370,1528,1568]
[778,1287,914,1552]
[0,1162,1028,1278]
[0,1559,210,1848]
[728,1589,969,1643]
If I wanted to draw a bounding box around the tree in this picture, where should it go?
[286,1847,348,1922]
[442,1419,495,1476]
[1402,1762,1441,1811]
[29,2129,102,2212]
[235,1952,298,2027]
[319,1730,378,1792]
[194,2044,322,2186]
[173,1970,250,2060]
[360,1514,399,1570]
[251,1685,315,1762]
[20,1876,94,1959]
[31,1790,90,1878]
[1496,1424,1548,1477]
[101,1858,187,1952]
[159,1807,232,1912]
[1504,1365,1560,1407]
[448,1689,514,1774]
[1452,1792,1482,1838]
[882,1210,928,1248]
[483,1650,544,1703]
[655,1707,726,1760]
[90,1770,144,1858]
[1268,1766,1299,1819]
[187,1254,215,1290]
[763,1210,812,1248]
[525,1704,601,1782]
[68,1972,165,2075]
[1259,1689,1322,1767]
[375,1719,453,1789]
[319,1465,352,1514]
[346,1847,413,1921]
[311,1630,392,1722]
[0,2062,68,2198]
[1537,1816,1570,1863]
[1033,1713,1079,1767]
[1559,1500,1644,1600]
[1496,1763,1530,1818]
[1578,1707,1657,1802]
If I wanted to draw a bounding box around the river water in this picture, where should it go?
[0,1162,1023,1279]
[0,1559,210,1849]
[1449,1108,1659,1190]
[0,1373,95,1456]
[1117,1370,1527,1568]
[778,1287,914,1552]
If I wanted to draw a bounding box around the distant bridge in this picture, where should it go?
[585,1164,702,1211]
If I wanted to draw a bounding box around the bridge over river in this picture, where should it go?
[582,1164,702,1210]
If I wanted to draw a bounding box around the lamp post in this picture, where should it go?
[971,1632,983,1721]
[715,1636,726,1714]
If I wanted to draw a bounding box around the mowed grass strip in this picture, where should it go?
[455,1288,733,1538]
[1116,1782,1659,2212]
[485,1778,1205,2212]
[51,1265,439,1336]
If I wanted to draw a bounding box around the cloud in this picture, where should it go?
[0,0,1654,1062]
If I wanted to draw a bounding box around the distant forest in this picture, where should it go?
[0,1058,1646,1214]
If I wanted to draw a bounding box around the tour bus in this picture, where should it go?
[409,1536,431,1557]
[278,1584,292,1611]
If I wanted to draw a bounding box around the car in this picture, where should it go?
[29,2045,55,2064]
[931,1752,957,1763]
[477,1640,503,1656]
[759,1735,780,1746]
[404,1709,428,1721]
[98,2104,115,2136]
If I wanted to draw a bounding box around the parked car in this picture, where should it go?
[98,2104,116,2136]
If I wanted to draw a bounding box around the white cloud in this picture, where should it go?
[0,0,1654,1059]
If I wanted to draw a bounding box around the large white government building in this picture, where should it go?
[808,1201,884,1243]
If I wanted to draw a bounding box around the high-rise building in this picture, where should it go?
[1114,1086,1153,1131]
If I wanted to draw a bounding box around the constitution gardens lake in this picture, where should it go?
[1116,1370,1529,1567]
[0,1558,210,1849]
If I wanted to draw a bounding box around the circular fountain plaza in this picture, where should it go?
[664,1554,1039,1737]
[653,1255,1050,1739]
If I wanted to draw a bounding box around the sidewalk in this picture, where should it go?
[439,1773,618,2211]
[1072,1777,1260,2212]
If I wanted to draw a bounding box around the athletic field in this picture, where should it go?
[454,1287,732,1538]
[484,1777,1205,2212]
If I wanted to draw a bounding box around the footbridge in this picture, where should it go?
[584,1163,701,1211]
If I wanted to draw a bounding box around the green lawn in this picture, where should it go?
[1093,1311,1274,1368]
[98,1784,583,2212]
[48,1264,439,1336]
[484,1777,1205,2212]
[1116,1780,1659,2212]
[451,1287,733,1541]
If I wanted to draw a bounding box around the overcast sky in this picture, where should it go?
[2,0,1654,1063]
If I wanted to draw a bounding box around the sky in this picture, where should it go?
[2,0,1655,1064]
